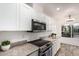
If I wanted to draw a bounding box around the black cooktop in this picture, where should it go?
[28,39,50,47]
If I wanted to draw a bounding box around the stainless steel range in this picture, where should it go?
[29,39,53,56]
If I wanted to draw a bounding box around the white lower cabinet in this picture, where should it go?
[28,50,38,56]
[52,40,60,56]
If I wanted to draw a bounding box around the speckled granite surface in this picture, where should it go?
[56,43,79,56]
[0,43,39,56]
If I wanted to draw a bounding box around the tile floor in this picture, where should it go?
[56,43,79,56]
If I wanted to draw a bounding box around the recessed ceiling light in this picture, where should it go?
[56,8,60,11]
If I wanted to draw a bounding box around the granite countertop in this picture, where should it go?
[0,43,39,56]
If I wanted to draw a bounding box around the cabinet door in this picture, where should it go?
[0,3,17,31]
[34,12,46,22]
[19,4,35,31]
[52,40,60,56]
[45,16,52,32]
[52,41,57,55]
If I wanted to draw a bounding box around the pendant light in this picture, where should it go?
[66,14,75,22]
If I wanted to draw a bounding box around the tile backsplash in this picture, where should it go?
[0,31,51,44]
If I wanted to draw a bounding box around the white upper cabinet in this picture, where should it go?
[0,3,17,31]
[45,15,56,32]
[0,3,36,31]
[19,4,32,31]
[34,12,46,22]
[0,3,55,31]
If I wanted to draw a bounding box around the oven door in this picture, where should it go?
[41,47,52,56]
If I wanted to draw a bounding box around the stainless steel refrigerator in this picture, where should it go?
[61,25,73,37]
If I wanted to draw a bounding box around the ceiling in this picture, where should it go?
[36,3,79,17]
[42,4,79,23]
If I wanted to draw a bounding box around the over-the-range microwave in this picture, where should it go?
[27,19,46,32]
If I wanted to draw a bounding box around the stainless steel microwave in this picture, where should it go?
[27,19,46,32]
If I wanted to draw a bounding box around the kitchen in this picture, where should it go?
[1,3,79,56]
[0,3,60,56]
